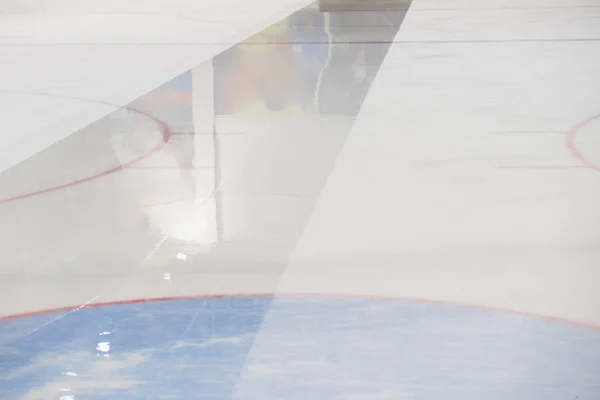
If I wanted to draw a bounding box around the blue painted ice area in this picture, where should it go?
[0,296,598,399]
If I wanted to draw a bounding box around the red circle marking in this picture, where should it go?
[0,90,172,204]
[566,113,600,172]
[0,292,598,333]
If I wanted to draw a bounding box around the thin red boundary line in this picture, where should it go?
[0,90,171,204]
[170,132,245,136]
[495,114,599,171]
[494,131,565,135]
[126,165,210,170]
[1,292,599,333]
[565,113,600,172]
[497,165,591,169]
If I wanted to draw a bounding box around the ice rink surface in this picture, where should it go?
[1,0,599,398]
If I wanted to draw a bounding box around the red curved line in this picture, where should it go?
[0,292,598,333]
[0,90,171,204]
[565,113,600,172]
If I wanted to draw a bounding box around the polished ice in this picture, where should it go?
[1,0,599,399]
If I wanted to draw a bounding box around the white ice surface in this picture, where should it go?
[0,0,313,174]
